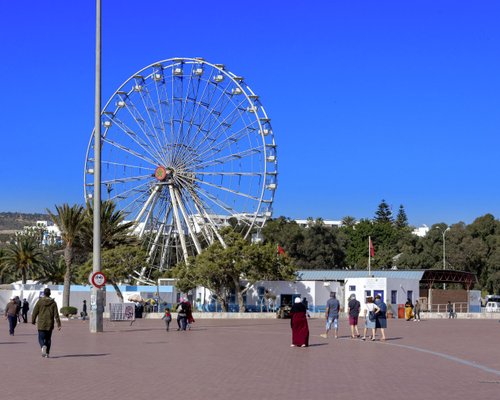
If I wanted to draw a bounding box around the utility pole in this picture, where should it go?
[90,0,104,333]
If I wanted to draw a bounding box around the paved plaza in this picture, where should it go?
[2,316,499,399]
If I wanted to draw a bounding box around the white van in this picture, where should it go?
[485,302,500,312]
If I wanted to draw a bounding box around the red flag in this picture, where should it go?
[277,244,286,256]
[369,237,375,257]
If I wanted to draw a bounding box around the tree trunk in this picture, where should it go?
[63,245,74,308]
[21,268,27,285]
[111,281,124,302]
[215,294,228,312]
[220,298,227,312]
[232,275,246,313]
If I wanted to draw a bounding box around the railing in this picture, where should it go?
[430,302,468,313]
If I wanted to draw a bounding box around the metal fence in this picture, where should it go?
[430,302,468,313]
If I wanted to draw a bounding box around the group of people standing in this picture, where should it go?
[4,289,61,358]
[161,299,195,332]
[289,292,389,347]
[3,296,30,335]
[404,299,422,321]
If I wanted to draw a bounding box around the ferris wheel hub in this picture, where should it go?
[154,166,173,181]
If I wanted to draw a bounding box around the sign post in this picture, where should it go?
[90,0,104,333]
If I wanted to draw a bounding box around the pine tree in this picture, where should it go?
[374,199,393,224]
[395,205,408,229]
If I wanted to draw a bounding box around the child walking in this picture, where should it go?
[162,308,172,331]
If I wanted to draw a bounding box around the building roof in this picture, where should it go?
[297,270,425,281]
[296,269,477,289]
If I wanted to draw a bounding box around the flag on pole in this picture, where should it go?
[277,244,286,256]
[369,237,375,257]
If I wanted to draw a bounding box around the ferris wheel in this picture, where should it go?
[84,57,277,283]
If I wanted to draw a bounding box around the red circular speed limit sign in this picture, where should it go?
[90,271,107,288]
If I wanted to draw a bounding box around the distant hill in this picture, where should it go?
[0,212,50,231]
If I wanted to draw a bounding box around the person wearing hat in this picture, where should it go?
[4,297,19,336]
[32,288,61,358]
[347,294,361,339]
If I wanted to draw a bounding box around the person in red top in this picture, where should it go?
[289,297,309,347]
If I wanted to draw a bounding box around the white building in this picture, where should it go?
[412,224,430,237]
[190,270,422,316]
[294,219,343,228]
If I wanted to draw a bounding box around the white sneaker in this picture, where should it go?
[41,345,47,357]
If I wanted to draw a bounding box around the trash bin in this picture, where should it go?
[397,304,405,319]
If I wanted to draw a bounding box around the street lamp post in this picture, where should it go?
[435,226,450,289]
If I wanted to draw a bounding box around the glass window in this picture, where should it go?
[391,290,397,304]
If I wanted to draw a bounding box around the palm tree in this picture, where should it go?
[80,200,137,251]
[47,203,85,307]
[1,235,43,284]
[342,216,357,228]
[35,247,66,284]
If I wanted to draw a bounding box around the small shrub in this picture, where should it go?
[60,306,78,317]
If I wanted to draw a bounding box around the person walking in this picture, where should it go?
[374,294,387,341]
[347,294,361,338]
[14,296,22,322]
[162,308,172,331]
[176,299,188,331]
[81,300,87,321]
[447,301,454,319]
[185,301,195,330]
[413,300,421,321]
[405,299,414,321]
[4,297,19,336]
[302,297,310,318]
[31,288,61,358]
[362,296,380,341]
[290,297,309,347]
[21,299,29,323]
[321,292,340,339]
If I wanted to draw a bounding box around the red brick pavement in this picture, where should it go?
[1,316,499,400]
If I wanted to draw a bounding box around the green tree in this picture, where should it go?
[1,235,43,284]
[79,245,148,302]
[485,239,500,293]
[341,216,357,228]
[261,217,304,259]
[374,199,393,224]
[47,203,85,307]
[395,205,409,229]
[296,219,346,269]
[173,245,232,311]
[262,217,347,270]
[173,230,296,312]
[80,200,137,251]
[35,246,66,284]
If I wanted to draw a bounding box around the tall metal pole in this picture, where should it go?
[436,226,450,291]
[90,0,104,333]
[442,231,446,270]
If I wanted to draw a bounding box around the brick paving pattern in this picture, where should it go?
[1,316,499,399]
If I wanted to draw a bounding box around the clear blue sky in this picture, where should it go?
[0,0,499,226]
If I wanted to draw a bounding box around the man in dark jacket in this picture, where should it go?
[22,299,30,323]
[32,288,62,358]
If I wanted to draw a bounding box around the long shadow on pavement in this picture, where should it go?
[0,342,28,345]
[49,353,110,359]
